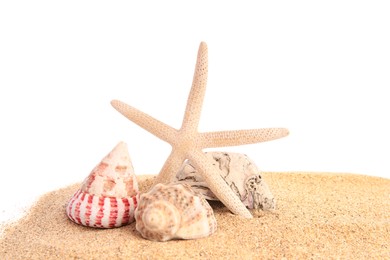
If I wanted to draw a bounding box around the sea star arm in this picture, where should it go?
[200,128,289,148]
[111,100,177,143]
[188,150,253,218]
[181,42,208,131]
[154,149,188,184]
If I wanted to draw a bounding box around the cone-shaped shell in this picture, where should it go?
[66,142,139,228]
[135,183,217,242]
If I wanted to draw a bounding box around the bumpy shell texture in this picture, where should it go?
[176,152,276,210]
[66,142,139,228]
[135,183,217,242]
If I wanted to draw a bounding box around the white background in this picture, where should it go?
[1,1,389,225]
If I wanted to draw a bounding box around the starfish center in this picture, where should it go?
[173,131,200,154]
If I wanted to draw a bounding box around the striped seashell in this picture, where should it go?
[135,183,217,242]
[66,190,139,228]
[66,141,139,228]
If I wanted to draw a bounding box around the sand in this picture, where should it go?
[1,172,389,259]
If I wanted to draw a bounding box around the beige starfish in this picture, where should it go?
[111,42,289,218]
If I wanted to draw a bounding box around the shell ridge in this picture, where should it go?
[66,190,81,223]
[101,197,112,228]
[84,194,93,226]
[79,193,89,226]
[94,196,105,227]
[74,192,85,225]
[121,198,130,225]
[109,197,118,228]
[89,194,99,226]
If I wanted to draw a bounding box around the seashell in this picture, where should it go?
[66,141,139,228]
[135,183,217,242]
[176,152,276,210]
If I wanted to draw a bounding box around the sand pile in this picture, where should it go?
[1,172,389,259]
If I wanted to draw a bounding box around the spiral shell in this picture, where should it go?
[176,152,276,210]
[135,183,217,242]
[66,141,139,228]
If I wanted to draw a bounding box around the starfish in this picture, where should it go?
[111,42,289,218]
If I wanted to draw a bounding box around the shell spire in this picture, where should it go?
[66,141,139,228]
[80,141,138,198]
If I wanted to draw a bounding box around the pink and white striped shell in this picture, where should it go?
[135,183,217,242]
[176,152,276,210]
[66,142,139,228]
